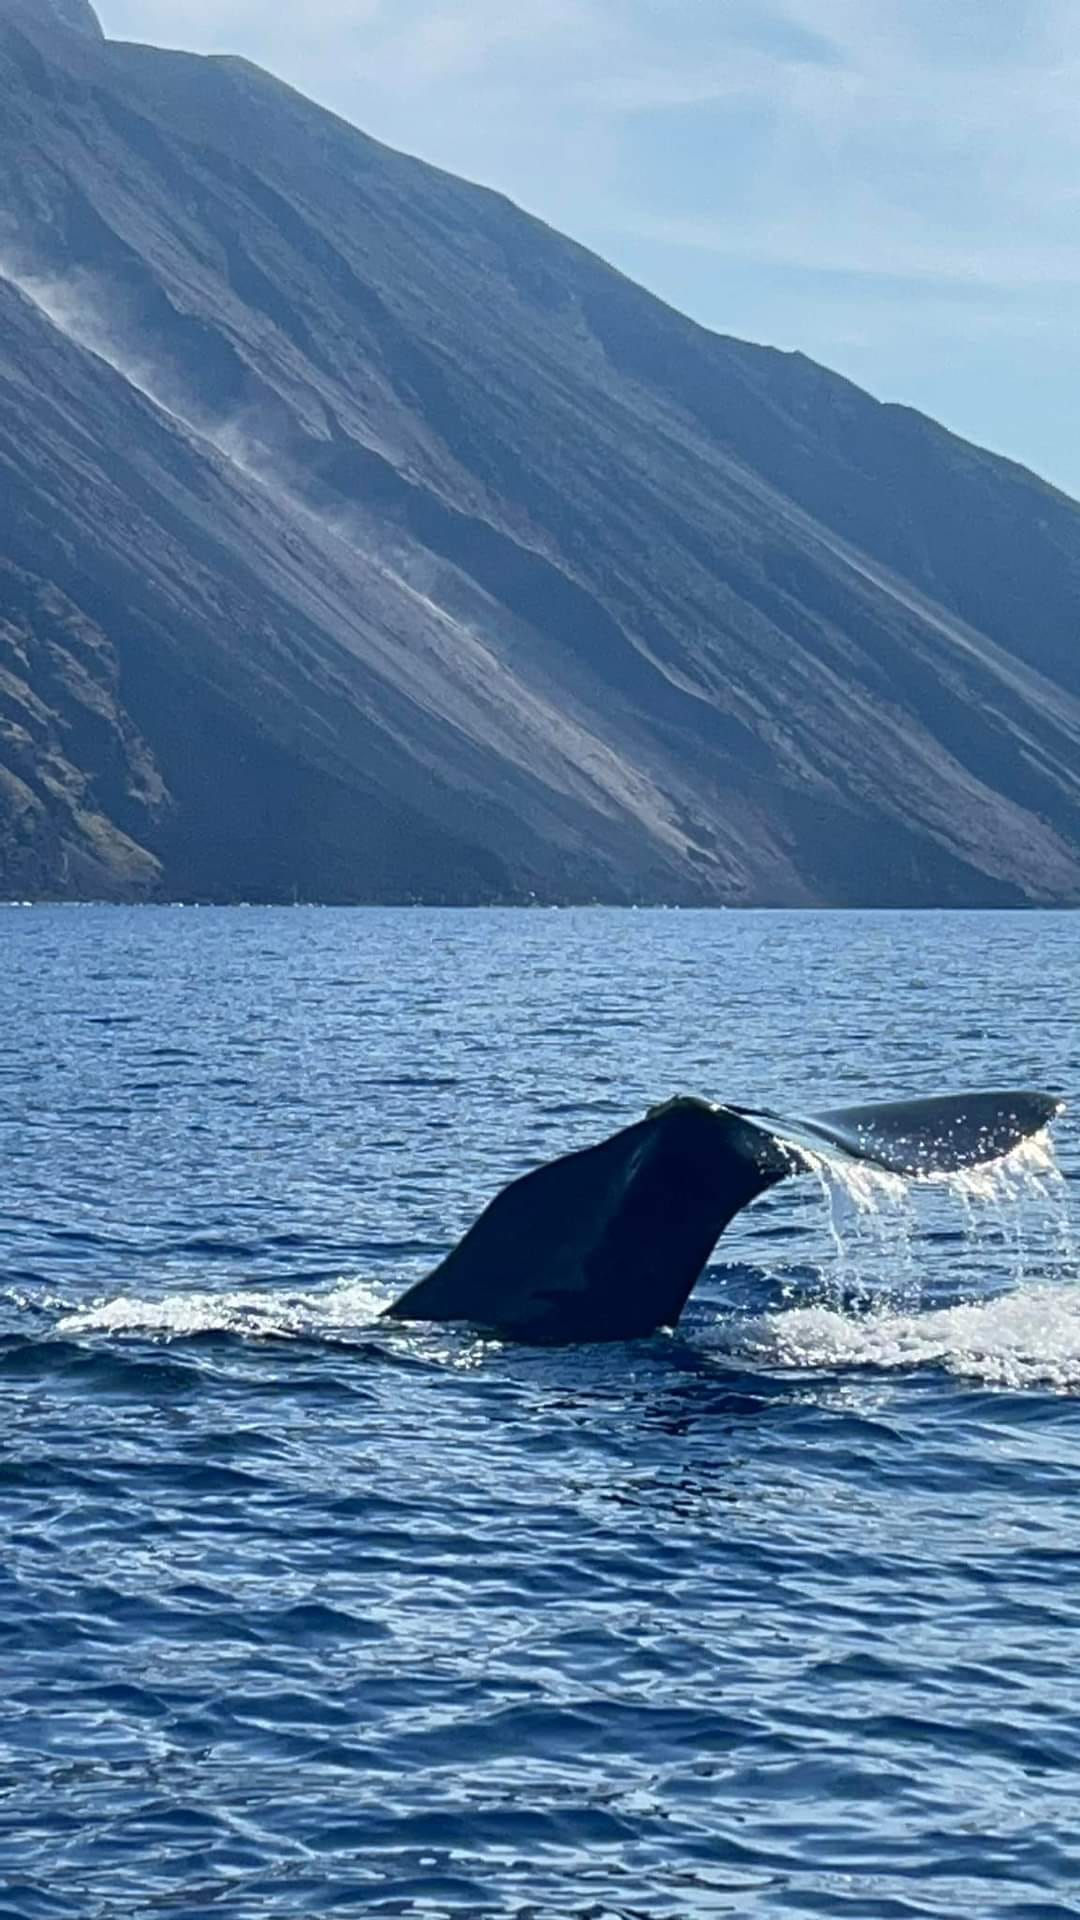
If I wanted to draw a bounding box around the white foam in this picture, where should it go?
[53,1133,1075,1389]
[56,1277,389,1341]
[727,1125,1078,1389]
[717,1283,1080,1393]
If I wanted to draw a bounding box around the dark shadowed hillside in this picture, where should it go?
[2,0,1079,904]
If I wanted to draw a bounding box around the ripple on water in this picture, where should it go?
[1,906,1078,1919]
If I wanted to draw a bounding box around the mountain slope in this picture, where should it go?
[1,0,1078,904]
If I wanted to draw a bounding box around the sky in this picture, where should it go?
[94,0,1080,499]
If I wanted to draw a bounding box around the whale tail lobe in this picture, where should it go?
[385,1089,1063,1343]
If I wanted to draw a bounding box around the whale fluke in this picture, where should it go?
[385,1089,1064,1344]
[730,1089,1064,1178]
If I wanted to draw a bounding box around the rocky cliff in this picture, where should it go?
[1,0,1078,903]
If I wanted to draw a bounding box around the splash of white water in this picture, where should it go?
[717,1285,1080,1394]
[790,1145,913,1303]
[56,1277,389,1342]
[725,1126,1078,1391]
[54,1133,1075,1390]
[778,1120,1064,1211]
[928,1127,1065,1197]
[783,1127,1071,1295]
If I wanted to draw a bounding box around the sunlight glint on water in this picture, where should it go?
[58,1130,1073,1384]
[2,906,1078,1920]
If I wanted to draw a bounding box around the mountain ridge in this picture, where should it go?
[1,0,1078,904]
[14,0,103,38]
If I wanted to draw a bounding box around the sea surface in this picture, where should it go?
[1,905,1078,1920]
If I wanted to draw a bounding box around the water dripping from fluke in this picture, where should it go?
[718,1127,1078,1392]
[50,1117,1074,1387]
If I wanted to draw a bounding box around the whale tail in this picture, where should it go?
[385,1089,1064,1344]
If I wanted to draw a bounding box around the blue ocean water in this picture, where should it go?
[1,905,1078,1920]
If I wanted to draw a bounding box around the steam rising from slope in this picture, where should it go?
[0,252,694,855]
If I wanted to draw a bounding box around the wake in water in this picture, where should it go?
[54,1132,1075,1387]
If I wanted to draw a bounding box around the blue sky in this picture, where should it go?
[96,0,1080,499]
